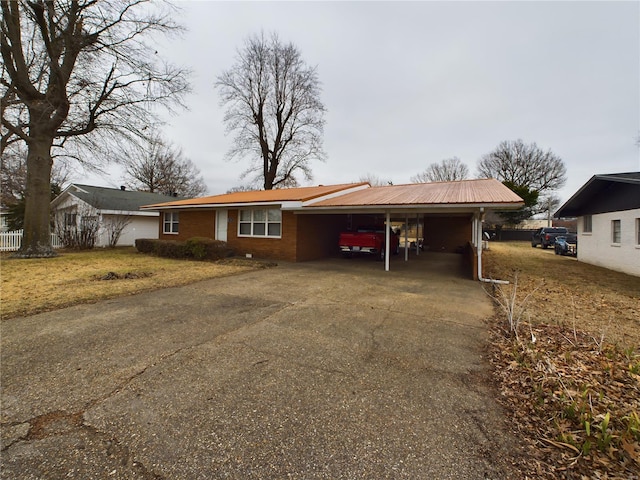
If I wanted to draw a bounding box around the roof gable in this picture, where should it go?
[53,184,184,212]
[555,172,640,218]
[142,183,369,209]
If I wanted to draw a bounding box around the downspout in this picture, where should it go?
[476,207,509,285]
[385,211,390,272]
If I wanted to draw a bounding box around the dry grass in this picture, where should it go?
[482,242,640,347]
[0,248,267,319]
[483,242,640,479]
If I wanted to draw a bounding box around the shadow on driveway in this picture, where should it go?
[1,253,525,479]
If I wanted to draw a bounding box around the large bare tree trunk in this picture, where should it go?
[14,136,56,258]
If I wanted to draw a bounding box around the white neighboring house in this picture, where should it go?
[555,172,640,277]
[51,184,181,247]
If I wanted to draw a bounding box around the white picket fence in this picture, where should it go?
[0,230,63,252]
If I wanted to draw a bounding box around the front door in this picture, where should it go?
[216,209,228,242]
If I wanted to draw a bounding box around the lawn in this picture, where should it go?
[0,248,267,319]
[482,241,640,347]
[483,242,640,479]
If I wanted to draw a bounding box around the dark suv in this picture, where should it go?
[531,227,569,249]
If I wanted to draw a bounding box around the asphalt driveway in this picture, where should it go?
[1,253,524,479]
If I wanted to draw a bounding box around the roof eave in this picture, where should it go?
[291,202,524,214]
[142,200,302,211]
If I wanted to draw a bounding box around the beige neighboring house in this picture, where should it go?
[556,172,640,277]
[51,184,181,247]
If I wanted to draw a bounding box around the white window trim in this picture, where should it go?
[611,219,621,246]
[238,208,282,239]
[163,211,179,235]
[582,214,592,234]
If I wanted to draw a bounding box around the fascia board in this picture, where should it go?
[142,201,300,211]
[98,210,159,217]
[292,202,524,214]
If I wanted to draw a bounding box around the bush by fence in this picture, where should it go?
[135,237,234,261]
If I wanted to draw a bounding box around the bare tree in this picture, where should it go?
[537,193,562,225]
[477,139,566,225]
[1,142,70,230]
[477,139,566,193]
[54,202,100,250]
[358,173,392,186]
[226,185,254,194]
[216,32,326,190]
[123,134,207,198]
[103,214,132,247]
[411,157,469,183]
[1,1,190,257]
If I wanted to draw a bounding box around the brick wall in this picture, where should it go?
[225,210,350,262]
[225,209,297,262]
[295,214,351,261]
[158,209,216,241]
[423,215,472,253]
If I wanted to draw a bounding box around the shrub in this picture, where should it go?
[155,240,188,259]
[135,238,156,254]
[185,237,234,260]
[135,237,234,261]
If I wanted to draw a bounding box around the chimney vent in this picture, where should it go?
[120,186,126,191]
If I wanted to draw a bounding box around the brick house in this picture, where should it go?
[142,179,523,279]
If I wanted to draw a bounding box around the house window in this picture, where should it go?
[65,213,77,227]
[583,215,592,233]
[163,211,179,234]
[636,218,640,246]
[611,219,621,244]
[238,208,282,238]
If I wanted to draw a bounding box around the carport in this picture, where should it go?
[291,180,523,277]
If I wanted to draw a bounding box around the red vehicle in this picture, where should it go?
[339,226,399,260]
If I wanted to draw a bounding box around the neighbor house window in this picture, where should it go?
[64,212,77,227]
[238,208,281,238]
[611,219,621,244]
[163,211,179,234]
[583,215,592,233]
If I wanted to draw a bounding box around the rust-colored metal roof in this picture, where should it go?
[308,179,523,207]
[142,183,368,208]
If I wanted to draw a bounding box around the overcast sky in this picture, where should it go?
[80,1,640,205]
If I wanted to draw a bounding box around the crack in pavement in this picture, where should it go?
[235,340,357,380]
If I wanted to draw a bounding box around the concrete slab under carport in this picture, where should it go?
[324,245,470,280]
[297,208,480,276]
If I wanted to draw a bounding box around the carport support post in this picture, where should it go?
[416,214,420,256]
[404,214,409,261]
[385,211,391,272]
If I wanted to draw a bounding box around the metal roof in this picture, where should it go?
[141,179,523,212]
[142,183,369,209]
[307,179,523,208]
[555,172,640,218]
